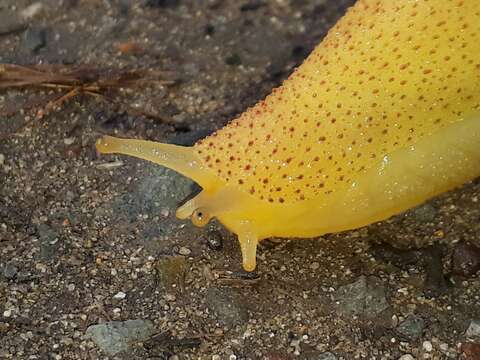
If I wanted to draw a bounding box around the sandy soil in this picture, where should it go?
[0,1,479,359]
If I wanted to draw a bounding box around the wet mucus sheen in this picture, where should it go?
[196,0,480,204]
[97,0,480,271]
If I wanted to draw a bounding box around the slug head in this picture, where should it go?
[96,135,266,271]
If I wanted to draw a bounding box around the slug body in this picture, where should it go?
[97,0,480,271]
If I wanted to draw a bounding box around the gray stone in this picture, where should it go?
[22,26,47,53]
[113,165,194,221]
[452,242,480,277]
[86,319,155,356]
[0,11,25,35]
[334,276,389,318]
[206,287,249,328]
[109,164,201,254]
[466,319,480,338]
[2,262,18,280]
[36,223,60,261]
[303,350,338,360]
[155,255,187,291]
[410,203,437,223]
[317,352,337,360]
[397,315,425,339]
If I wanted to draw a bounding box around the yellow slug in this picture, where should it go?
[97,0,480,271]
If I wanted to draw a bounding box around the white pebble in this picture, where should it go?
[21,2,44,19]
[165,294,176,302]
[439,343,449,351]
[3,309,12,318]
[113,291,126,300]
[178,247,191,256]
[63,137,75,145]
[399,355,414,360]
[423,340,433,352]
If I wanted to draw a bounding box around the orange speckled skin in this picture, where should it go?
[195,0,480,204]
[97,0,480,271]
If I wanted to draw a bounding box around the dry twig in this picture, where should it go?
[0,63,176,135]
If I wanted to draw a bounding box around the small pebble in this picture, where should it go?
[397,315,425,339]
[20,2,44,19]
[399,355,414,360]
[64,137,75,145]
[3,310,12,318]
[96,161,124,170]
[22,26,47,53]
[113,291,127,300]
[423,340,433,352]
[2,262,18,279]
[452,242,480,276]
[439,343,449,351]
[317,352,337,360]
[206,230,223,251]
[178,246,191,256]
[466,319,480,338]
[165,294,176,302]
[0,154,5,165]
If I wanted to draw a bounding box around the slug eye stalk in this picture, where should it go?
[191,209,211,227]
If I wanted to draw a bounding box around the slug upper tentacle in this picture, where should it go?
[97,0,480,271]
[96,136,221,192]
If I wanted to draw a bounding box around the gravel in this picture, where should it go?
[1,0,479,358]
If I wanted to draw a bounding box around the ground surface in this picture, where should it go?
[0,1,479,359]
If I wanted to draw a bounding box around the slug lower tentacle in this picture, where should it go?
[97,0,480,271]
